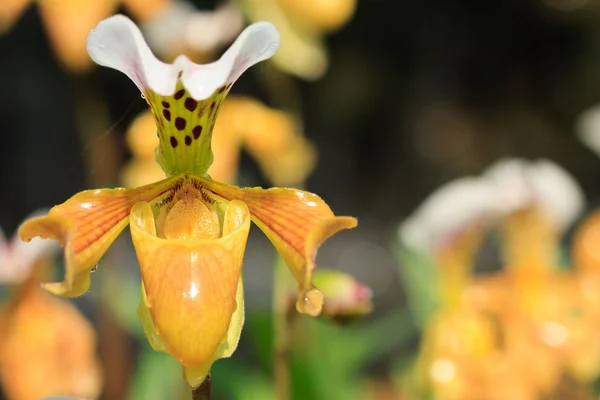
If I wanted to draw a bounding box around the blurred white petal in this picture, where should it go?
[0,210,60,284]
[400,158,584,252]
[398,177,504,251]
[483,158,584,231]
[141,1,244,56]
[577,104,600,156]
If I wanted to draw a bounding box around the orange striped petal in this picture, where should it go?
[19,180,174,297]
[201,178,358,316]
[130,199,250,368]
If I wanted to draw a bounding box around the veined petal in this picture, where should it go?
[130,200,250,367]
[87,15,280,176]
[19,180,174,297]
[200,177,357,316]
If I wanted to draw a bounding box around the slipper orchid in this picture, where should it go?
[19,15,357,387]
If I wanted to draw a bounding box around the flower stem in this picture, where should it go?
[273,256,296,400]
[191,375,212,400]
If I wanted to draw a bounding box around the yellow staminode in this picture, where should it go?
[20,15,357,387]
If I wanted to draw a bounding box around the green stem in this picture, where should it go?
[191,375,212,400]
[273,256,296,400]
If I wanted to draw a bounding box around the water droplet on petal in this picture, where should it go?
[91,264,98,272]
[141,93,146,100]
[296,287,324,316]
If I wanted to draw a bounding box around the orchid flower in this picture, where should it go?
[0,213,101,400]
[402,158,599,398]
[20,15,357,387]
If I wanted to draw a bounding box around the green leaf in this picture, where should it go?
[394,244,439,328]
[212,362,275,400]
[128,345,183,400]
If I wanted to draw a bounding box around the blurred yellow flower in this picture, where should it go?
[0,212,101,400]
[237,0,356,79]
[400,158,600,398]
[20,15,356,388]
[413,306,551,400]
[0,0,170,71]
[1,0,244,72]
[121,110,166,188]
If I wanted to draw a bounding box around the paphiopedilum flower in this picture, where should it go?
[0,213,101,400]
[400,158,584,305]
[402,158,593,397]
[20,15,357,387]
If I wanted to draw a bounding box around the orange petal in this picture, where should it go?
[0,287,102,399]
[201,178,357,316]
[19,180,174,297]
[312,269,372,319]
[573,209,600,274]
[276,0,357,31]
[130,199,250,367]
[0,0,30,32]
[39,0,117,71]
[183,277,245,388]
